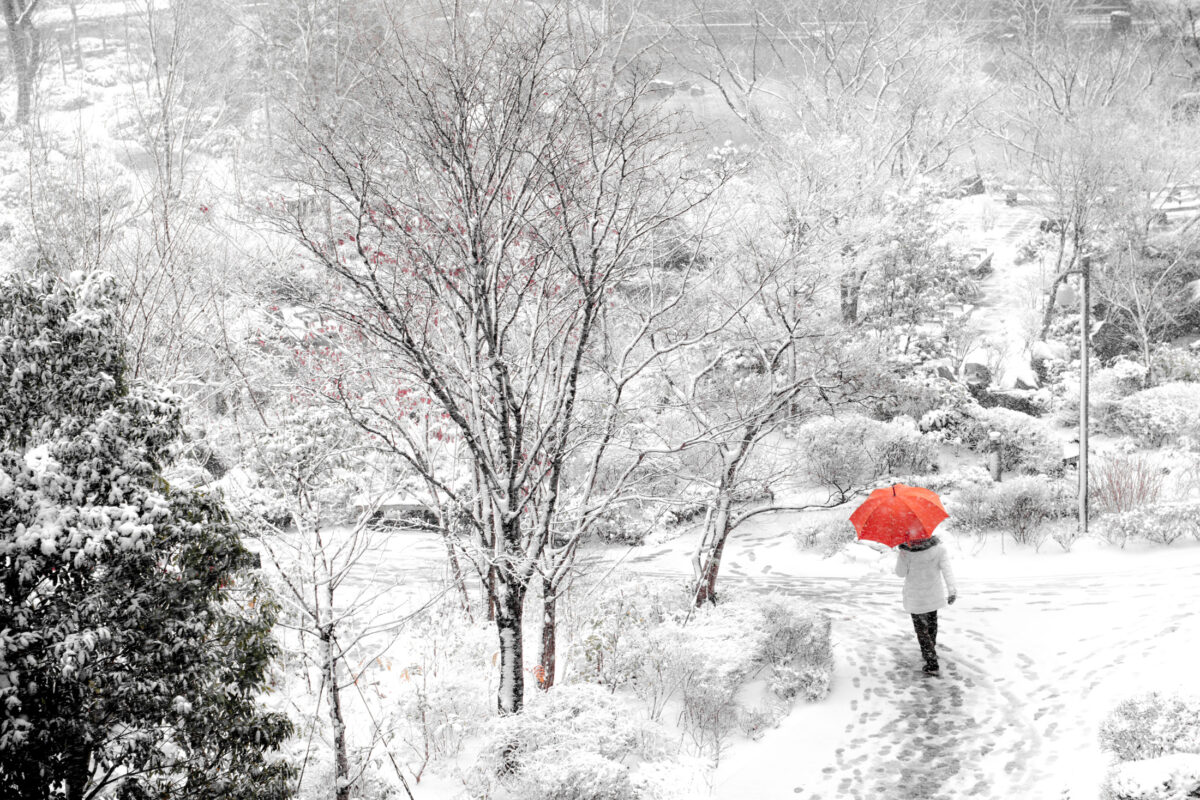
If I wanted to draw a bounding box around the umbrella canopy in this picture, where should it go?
[850,484,948,548]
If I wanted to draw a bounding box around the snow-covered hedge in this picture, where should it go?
[1152,346,1200,384]
[959,406,1063,476]
[1101,753,1200,800]
[949,475,1075,546]
[1097,382,1200,449]
[1099,692,1200,762]
[1097,501,1200,547]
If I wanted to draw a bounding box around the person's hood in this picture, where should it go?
[899,535,940,552]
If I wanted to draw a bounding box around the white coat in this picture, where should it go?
[894,539,957,614]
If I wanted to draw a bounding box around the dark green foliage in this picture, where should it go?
[0,272,294,800]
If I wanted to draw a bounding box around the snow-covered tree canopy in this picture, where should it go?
[0,271,294,800]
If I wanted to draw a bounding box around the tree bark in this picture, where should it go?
[494,575,525,714]
[694,500,733,606]
[63,740,90,800]
[2,0,41,124]
[322,552,350,800]
[839,270,863,323]
[486,566,497,622]
[537,576,556,690]
[1039,267,1074,340]
[322,627,351,800]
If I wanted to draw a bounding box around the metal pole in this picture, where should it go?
[1079,255,1090,536]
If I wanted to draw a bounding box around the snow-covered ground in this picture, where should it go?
[345,516,1200,799]
[691,519,1200,800]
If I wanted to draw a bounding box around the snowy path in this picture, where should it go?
[944,195,1047,386]
[675,544,1200,800]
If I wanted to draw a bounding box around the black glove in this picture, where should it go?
[948,594,957,605]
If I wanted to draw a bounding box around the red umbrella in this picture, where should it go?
[850,484,948,548]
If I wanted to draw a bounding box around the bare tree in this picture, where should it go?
[674,0,986,178]
[984,0,1171,338]
[238,406,417,800]
[283,2,714,714]
[642,174,874,606]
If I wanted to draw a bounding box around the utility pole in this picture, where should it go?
[1079,254,1091,536]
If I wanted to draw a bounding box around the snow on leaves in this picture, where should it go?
[0,271,294,799]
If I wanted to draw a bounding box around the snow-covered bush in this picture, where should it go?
[0,272,294,797]
[383,603,496,773]
[797,414,937,496]
[873,416,940,477]
[590,507,645,546]
[960,406,1064,476]
[1092,358,1150,401]
[758,598,833,702]
[1098,383,1200,448]
[565,586,832,761]
[1099,693,1200,763]
[668,596,831,759]
[1101,753,1200,800]
[469,684,647,800]
[396,672,487,767]
[1045,519,1083,553]
[797,414,877,497]
[1152,346,1200,384]
[883,374,975,427]
[949,476,1075,546]
[1089,454,1165,515]
[900,466,991,496]
[1097,501,1200,548]
[1168,452,1200,499]
[567,579,686,695]
[791,522,856,558]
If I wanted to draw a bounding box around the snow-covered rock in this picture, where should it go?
[1103,753,1200,800]
[1032,339,1071,362]
[963,362,991,386]
[999,362,1039,390]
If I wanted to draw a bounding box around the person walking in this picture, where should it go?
[895,534,957,675]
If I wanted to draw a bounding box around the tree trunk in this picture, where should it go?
[1079,255,1091,540]
[839,270,863,323]
[2,0,40,124]
[322,547,350,800]
[486,566,497,622]
[494,575,525,715]
[68,2,82,69]
[63,740,91,800]
[442,533,472,621]
[537,576,556,690]
[322,627,351,800]
[694,501,733,606]
[1039,268,1073,340]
